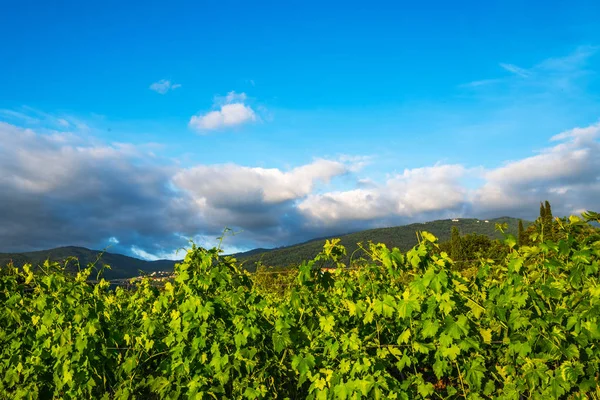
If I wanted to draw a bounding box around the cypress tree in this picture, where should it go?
[539,202,547,240]
[518,219,525,246]
[451,226,462,262]
[544,200,553,240]
[539,202,546,221]
[544,200,553,223]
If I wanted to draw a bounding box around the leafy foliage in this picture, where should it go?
[1,214,599,399]
[524,201,600,246]
[0,218,528,278]
[518,220,525,246]
[438,232,510,276]
[238,217,527,271]
[450,226,463,261]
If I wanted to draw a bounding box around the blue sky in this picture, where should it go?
[1,1,599,259]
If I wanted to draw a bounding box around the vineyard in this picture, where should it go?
[1,214,600,399]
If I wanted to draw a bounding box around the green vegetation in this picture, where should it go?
[522,203,599,247]
[1,208,599,399]
[238,217,527,271]
[450,226,462,261]
[518,220,525,246]
[439,232,509,272]
[0,246,176,280]
[0,217,528,278]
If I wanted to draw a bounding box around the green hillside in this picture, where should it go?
[236,217,529,271]
[0,246,176,280]
[0,217,529,277]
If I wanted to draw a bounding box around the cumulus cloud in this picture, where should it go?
[472,122,600,216]
[298,164,470,226]
[0,121,202,256]
[300,123,600,229]
[0,118,599,259]
[175,159,348,205]
[189,91,258,132]
[189,103,256,130]
[171,159,353,241]
[0,121,353,257]
[149,79,182,94]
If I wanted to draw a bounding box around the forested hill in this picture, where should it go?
[235,217,528,271]
[0,217,528,277]
[0,246,176,280]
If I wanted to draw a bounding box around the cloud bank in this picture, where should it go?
[0,120,598,259]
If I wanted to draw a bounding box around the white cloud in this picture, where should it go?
[472,122,600,214]
[484,123,599,186]
[337,155,372,172]
[499,63,530,77]
[298,164,470,225]
[299,189,388,223]
[149,79,182,94]
[460,78,502,88]
[174,159,349,206]
[0,118,359,254]
[130,246,183,261]
[550,122,600,143]
[0,121,202,254]
[0,106,94,133]
[224,91,247,103]
[463,46,598,91]
[189,103,256,131]
[298,122,600,228]
[189,91,259,132]
[0,109,40,124]
[1,116,599,258]
[170,158,357,242]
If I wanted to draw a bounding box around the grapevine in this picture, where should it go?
[1,215,599,399]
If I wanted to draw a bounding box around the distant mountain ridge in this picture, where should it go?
[234,217,528,271]
[0,246,177,280]
[0,217,529,278]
